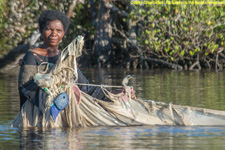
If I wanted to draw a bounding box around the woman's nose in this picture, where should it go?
[51,29,57,36]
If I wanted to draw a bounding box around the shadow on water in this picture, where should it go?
[1,68,225,149]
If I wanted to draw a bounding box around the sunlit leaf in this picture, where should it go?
[181,50,184,56]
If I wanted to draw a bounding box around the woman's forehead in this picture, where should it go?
[46,20,64,28]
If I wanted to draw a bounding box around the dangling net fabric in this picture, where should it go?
[13,35,225,128]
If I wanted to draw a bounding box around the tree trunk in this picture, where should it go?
[91,0,113,68]
[128,0,137,45]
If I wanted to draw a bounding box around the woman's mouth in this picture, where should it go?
[49,39,58,42]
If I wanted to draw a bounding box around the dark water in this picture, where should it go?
[1,68,225,149]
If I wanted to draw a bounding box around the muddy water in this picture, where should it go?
[1,68,225,149]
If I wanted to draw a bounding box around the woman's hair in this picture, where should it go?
[38,10,70,33]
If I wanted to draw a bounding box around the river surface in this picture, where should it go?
[1,68,225,149]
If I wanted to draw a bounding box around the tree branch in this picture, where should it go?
[67,0,85,18]
[0,31,40,71]
[104,2,128,17]
[141,57,183,70]
[189,54,201,70]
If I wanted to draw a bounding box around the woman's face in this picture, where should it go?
[42,20,65,47]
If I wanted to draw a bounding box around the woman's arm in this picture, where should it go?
[18,51,48,109]
[76,68,112,102]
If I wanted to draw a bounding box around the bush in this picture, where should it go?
[0,0,79,58]
[129,3,225,69]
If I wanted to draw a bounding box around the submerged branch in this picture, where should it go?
[141,57,183,70]
[0,31,40,72]
[189,54,201,70]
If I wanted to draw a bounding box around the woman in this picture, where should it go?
[18,10,117,111]
[18,10,68,109]
[15,10,136,127]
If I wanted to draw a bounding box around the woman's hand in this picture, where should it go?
[72,85,81,104]
[115,86,137,102]
[130,86,136,99]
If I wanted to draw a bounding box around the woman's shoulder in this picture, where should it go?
[31,47,46,56]
[22,50,40,65]
[23,50,36,60]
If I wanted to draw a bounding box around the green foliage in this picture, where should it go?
[129,3,225,66]
[0,0,95,58]
[0,1,38,57]
[1,0,225,69]
[67,1,95,41]
[0,0,10,57]
[0,0,5,14]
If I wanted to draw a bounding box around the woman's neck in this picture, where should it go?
[41,43,58,51]
[32,44,60,57]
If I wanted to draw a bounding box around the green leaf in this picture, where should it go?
[145,39,149,44]
[165,47,170,52]
[181,50,185,56]
[146,30,150,34]
[169,50,174,55]
[189,51,194,56]
[214,44,219,49]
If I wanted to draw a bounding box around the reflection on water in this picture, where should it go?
[3,126,225,150]
[1,68,225,149]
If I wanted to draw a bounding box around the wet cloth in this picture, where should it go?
[18,51,60,109]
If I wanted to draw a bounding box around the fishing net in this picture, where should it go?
[12,35,225,128]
